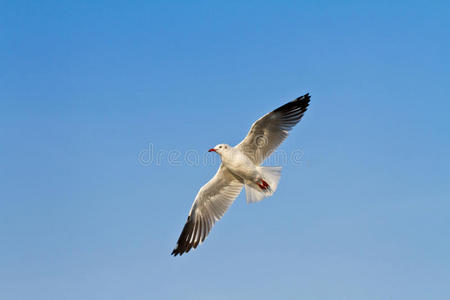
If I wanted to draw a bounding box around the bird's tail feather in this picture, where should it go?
[245,166,282,204]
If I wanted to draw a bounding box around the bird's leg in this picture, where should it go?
[258,179,271,191]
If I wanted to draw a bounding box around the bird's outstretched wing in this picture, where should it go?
[236,94,310,165]
[171,165,243,256]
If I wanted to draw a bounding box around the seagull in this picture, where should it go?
[171,94,311,256]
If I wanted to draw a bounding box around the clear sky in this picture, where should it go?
[1,1,449,299]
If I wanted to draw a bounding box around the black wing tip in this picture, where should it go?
[293,93,311,107]
[171,242,197,256]
[289,93,311,111]
[171,248,182,256]
[170,215,199,257]
[273,93,311,115]
[170,244,189,256]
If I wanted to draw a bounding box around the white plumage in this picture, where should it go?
[172,94,310,256]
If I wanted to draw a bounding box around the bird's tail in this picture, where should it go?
[245,166,282,203]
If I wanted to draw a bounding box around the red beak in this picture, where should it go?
[208,148,216,152]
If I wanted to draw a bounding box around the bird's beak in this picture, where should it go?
[208,148,216,152]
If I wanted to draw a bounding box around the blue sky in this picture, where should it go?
[1,1,449,299]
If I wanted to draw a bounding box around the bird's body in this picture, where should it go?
[219,145,259,183]
[171,94,311,256]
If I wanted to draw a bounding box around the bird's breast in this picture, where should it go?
[223,151,257,180]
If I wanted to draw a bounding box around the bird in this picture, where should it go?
[171,93,311,256]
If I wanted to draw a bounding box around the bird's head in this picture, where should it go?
[208,144,230,155]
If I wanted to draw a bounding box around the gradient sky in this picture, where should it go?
[1,1,450,299]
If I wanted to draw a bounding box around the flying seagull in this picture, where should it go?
[171,94,311,256]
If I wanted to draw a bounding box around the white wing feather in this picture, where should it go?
[172,94,310,256]
[236,94,310,165]
[171,165,243,255]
